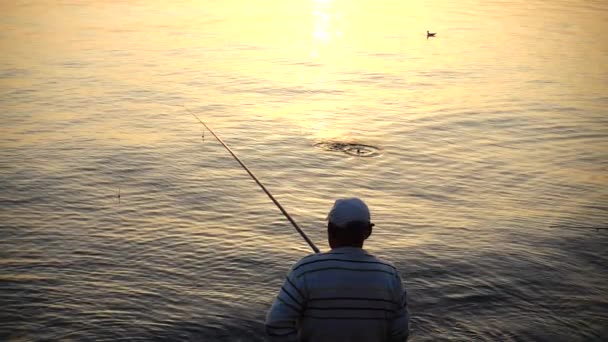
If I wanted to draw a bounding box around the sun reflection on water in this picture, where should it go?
[310,0,340,58]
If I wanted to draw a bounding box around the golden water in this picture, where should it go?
[1,0,607,340]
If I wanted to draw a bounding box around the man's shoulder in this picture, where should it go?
[284,253,319,278]
[288,249,398,277]
[370,254,397,267]
[365,253,399,274]
[290,252,326,270]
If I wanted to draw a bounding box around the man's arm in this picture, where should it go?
[265,272,306,342]
[389,274,409,341]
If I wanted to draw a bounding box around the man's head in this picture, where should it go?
[327,198,374,248]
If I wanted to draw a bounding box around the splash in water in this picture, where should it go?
[314,141,381,157]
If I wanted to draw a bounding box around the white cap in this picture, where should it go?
[327,198,371,228]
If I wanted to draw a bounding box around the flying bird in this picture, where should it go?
[427,30,436,38]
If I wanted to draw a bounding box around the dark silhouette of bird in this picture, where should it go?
[427,30,436,38]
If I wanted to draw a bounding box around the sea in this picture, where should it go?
[1,0,607,341]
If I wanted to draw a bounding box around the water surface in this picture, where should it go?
[1,0,607,341]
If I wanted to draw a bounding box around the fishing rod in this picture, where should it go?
[186,107,320,253]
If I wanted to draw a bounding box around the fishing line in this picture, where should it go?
[185,106,320,253]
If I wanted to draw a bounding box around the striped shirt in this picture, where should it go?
[265,247,409,342]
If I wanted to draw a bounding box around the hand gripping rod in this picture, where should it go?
[190,110,320,253]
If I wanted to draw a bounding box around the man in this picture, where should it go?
[265,198,409,341]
